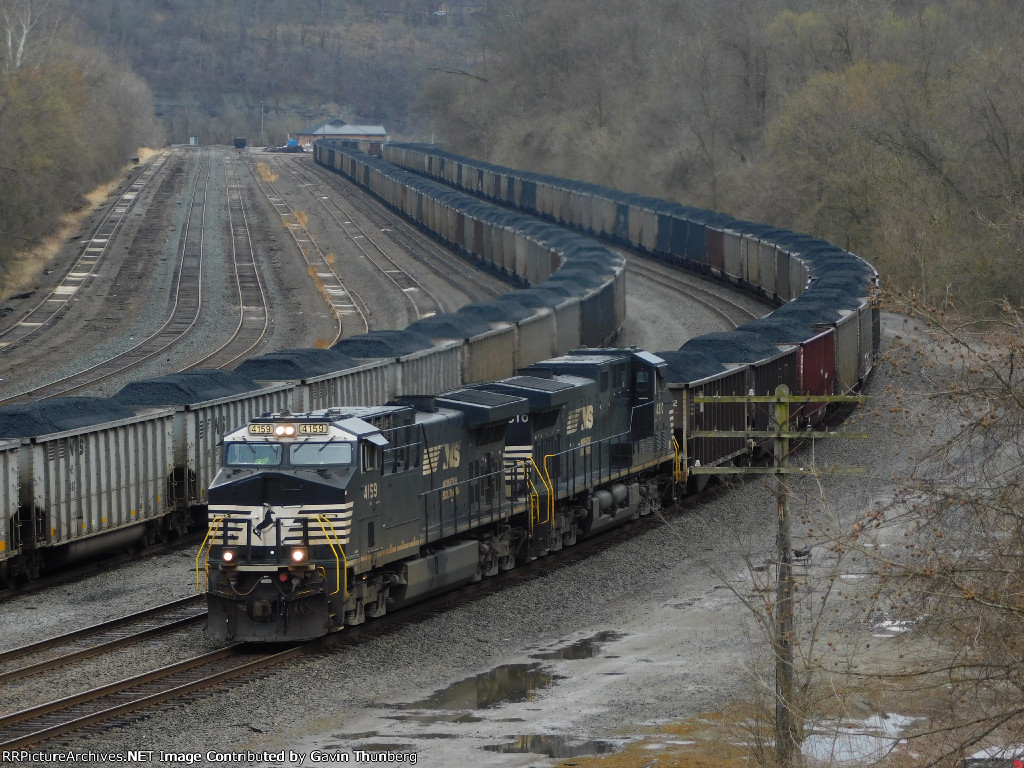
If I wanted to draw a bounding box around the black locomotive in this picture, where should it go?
[201,348,677,641]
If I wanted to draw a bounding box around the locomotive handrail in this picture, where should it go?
[419,466,515,542]
[522,458,548,529]
[672,436,683,483]
[541,454,557,526]
[195,516,227,592]
[542,428,661,508]
[313,515,345,598]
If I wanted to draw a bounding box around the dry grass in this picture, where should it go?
[257,162,278,183]
[553,642,975,768]
[554,705,757,768]
[2,180,117,301]
[1,152,162,302]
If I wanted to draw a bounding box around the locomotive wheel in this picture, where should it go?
[547,529,563,553]
[345,599,365,626]
[481,556,499,578]
[641,495,662,517]
[366,592,387,619]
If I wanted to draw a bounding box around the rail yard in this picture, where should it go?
[0,142,901,768]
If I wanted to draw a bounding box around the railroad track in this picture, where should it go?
[0,153,169,351]
[626,255,765,328]
[276,155,450,324]
[239,152,360,341]
[0,596,207,686]
[0,151,212,405]
[0,644,302,750]
[300,155,510,303]
[186,152,271,369]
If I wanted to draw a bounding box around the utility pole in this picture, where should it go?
[691,385,866,768]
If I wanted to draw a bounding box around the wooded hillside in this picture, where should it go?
[72,0,484,145]
[421,0,1024,310]
[0,0,162,288]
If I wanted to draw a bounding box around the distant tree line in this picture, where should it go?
[69,0,484,146]
[0,0,161,288]
[419,0,1024,311]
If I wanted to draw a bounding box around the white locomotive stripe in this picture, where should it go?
[209,503,353,513]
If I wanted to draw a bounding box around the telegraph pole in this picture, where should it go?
[691,385,866,768]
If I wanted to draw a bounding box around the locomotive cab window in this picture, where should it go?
[362,443,381,473]
[635,369,650,394]
[616,364,628,390]
[224,442,283,467]
[289,442,354,467]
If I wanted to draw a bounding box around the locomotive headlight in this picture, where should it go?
[222,549,237,565]
[289,547,308,564]
[273,424,297,437]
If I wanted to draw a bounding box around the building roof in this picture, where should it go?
[299,119,387,138]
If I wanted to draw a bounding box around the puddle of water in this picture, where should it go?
[803,713,918,763]
[531,630,624,660]
[386,713,483,724]
[395,663,562,711]
[485,735,619,758]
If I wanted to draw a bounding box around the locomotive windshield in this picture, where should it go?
[289,441,353,466]
[223,440,354,467]
[224,442,283,466]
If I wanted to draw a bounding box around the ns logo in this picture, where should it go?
[566,405,594,434]
[423,441,461,475]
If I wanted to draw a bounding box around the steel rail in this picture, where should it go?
[303,156,509,300]
[0,151,213,404]
[186,150,271,369]
[626,256,763,328]
[0,153,170,349]
[0,596,207,685]
[0,646,302,750]
[277,155,449,323]
[239,152,359,342]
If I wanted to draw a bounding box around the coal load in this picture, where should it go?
[234,348,358,381]
[334,329,435,358]
[407,313,494,340]
[114,370,260,406]
[0,397,138,438]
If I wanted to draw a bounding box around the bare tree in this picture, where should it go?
[0,0,62,74]
[844,292,1024,758]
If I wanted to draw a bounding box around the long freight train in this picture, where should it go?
[1,142,877,625]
